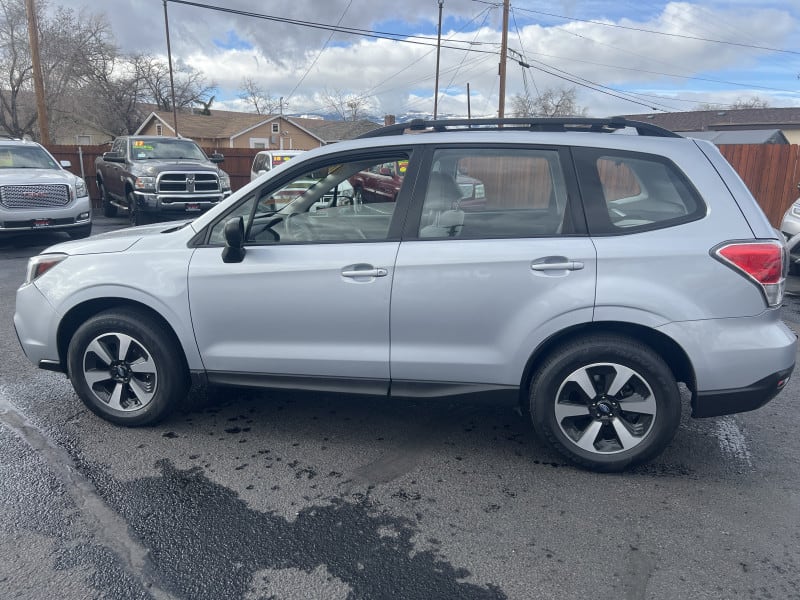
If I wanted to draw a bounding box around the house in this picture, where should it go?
[681,129,789,145]
[135,108,381,149]
[623,107,800,144]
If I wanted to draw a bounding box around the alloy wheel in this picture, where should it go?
[553,362,657,454]
[81,332,158,412]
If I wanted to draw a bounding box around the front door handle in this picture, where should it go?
[341,266,388,278]
[531,258,585,271]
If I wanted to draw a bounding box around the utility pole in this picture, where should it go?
[25,0,49,144]
[163,0,179,136]
[433,0,444,120]
[498,0,510,119]
[467,82,472,119]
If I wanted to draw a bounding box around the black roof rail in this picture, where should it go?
[357,116,680,139]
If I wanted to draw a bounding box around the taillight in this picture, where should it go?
[713,241,784,307]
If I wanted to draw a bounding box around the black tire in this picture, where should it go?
[529,334,681,472]
[127,190,148,226]
[67,223,92,239]
[66,308,188,426]
[98,180,117,217]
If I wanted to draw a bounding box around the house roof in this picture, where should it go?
[624,107,800,132]
[682,129,789,145]
[135,108,379,143]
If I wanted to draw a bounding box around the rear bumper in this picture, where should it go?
[693,366,794,418]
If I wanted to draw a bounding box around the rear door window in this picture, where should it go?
[574,148,705,234]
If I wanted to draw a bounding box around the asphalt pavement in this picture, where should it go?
[1,216,799,599]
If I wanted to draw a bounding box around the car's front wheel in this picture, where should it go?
[529,335,681,472]
[67,223,92,239]
[98,180,117,217]
[127,190,149,226]
[67,308,188,426]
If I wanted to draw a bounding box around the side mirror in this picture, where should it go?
[103,152,125,163]
[221,216,246,263]
[210,153,224,164]
[60,160,72,168]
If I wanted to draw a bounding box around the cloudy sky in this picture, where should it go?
[56,0,800,118]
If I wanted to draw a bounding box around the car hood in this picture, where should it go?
[0,168,76,185]
[41,220,193,256]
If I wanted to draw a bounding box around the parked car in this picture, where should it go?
[250,150,305,181]
[15,117,794,472]
[95,136,232,225]
[0,139,92,238]
[779,183,800,273]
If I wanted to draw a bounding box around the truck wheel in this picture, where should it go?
[66,308,188,426]
[98,180,117,217]
[127,190,148,226]
[529,334,681,472]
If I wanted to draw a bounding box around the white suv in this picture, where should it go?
[14,117,795,471]
[0,139,92,238]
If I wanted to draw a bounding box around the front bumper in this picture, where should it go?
[14,281,62,369]
[0,195,92,233]
[134,190,231,215]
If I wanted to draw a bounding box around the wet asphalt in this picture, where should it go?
[1,216,799,600]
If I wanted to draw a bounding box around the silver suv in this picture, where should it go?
[0,139,92,238]
[13,117,795,471]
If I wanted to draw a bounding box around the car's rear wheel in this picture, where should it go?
[67,308,188,426]
[98,180,117,217]
[529,335,681,472]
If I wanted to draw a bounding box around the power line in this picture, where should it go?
[285,0,353,103]
[166,0,499,54]
[512,5,800,56]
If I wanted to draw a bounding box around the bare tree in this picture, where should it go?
[130,54,216,112]
[0,0,116,139]
[239,77,281,115]
[321,88,371,121]
[510,87,586,118]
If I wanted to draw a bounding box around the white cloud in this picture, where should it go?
[50,0,800,118]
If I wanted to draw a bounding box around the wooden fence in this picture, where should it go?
[46,143,800,226]
[46,145,263,204]
[718,144,799,226]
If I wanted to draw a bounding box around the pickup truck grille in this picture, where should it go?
[157,172,219,194]
[0,184,71,209]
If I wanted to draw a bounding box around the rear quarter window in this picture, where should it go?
[574,147,705,234]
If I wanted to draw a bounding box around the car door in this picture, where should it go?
[105,137,127,200]
[187,150,417,393]
[390,145,597,393]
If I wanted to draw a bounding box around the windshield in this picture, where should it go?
[130,139,207,161]
[0,145,60,169]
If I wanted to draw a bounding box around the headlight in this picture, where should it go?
[219,172,231,190]
[134,176,156,191]
[75,178,88,198]
[24,254,68,285]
